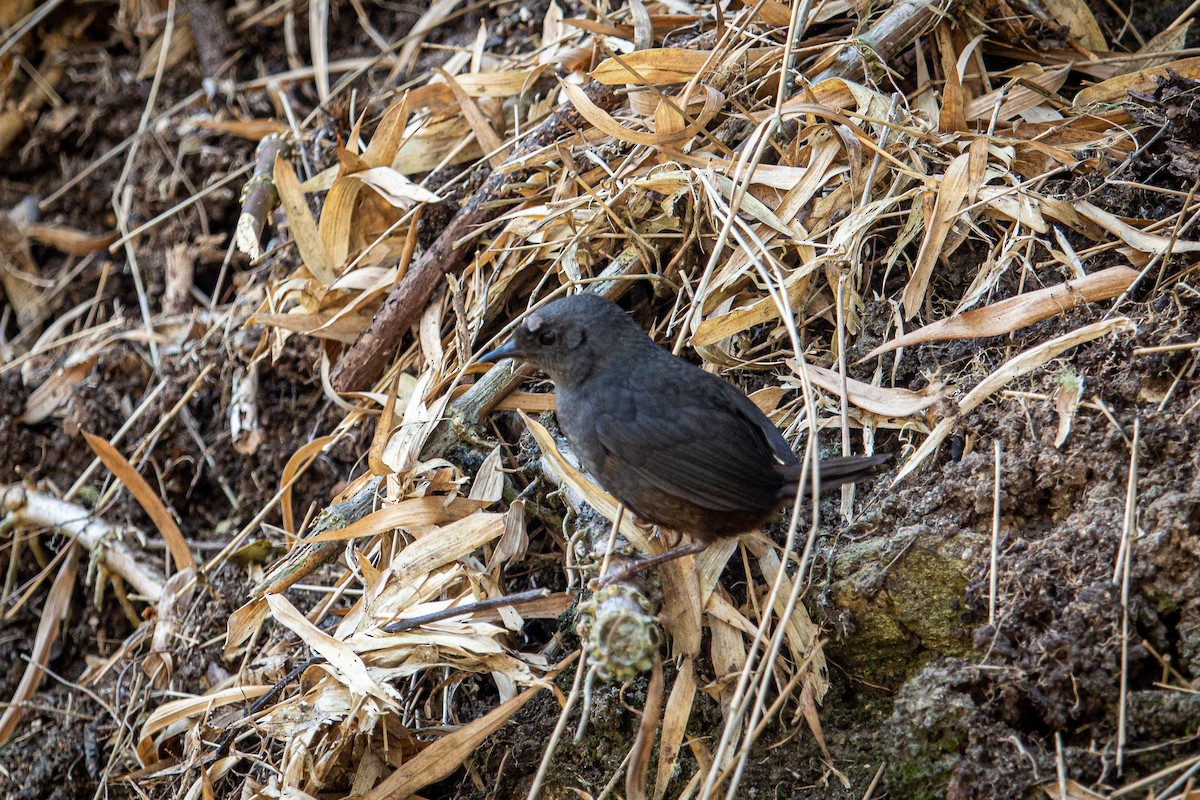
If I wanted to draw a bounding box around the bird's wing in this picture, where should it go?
[593,373,792,512]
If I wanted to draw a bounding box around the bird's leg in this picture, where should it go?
[591,541,708,590]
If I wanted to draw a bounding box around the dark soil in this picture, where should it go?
[2,1,1199,799]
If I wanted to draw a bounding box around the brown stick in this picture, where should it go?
[235,133,292,259]
[807,0,953,84]
[332,81,622,392]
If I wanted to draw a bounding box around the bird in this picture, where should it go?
[481,294,889,585]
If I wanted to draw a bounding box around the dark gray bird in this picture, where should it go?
[483,294,888,583]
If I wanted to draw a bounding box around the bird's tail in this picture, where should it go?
[777,452,892,502]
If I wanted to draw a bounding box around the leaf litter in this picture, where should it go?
[1,0,1200,798]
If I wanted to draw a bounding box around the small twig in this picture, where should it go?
[596,504,625,583]
[527,651,589,800]
[808,0,952,85]
[234,134,292,259]
[1115,419,1139,774]
[381,588,550,633]
[250,476,382,596]
[210,655,321,760]
[990,440,1001,624]
[1054,732,1070,800]
[2,487,163,601]
[861,762,886,800]
[1153,756,1200,800]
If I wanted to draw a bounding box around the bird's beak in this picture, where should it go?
[479,338,523,364]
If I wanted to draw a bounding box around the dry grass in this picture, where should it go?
[2,0,1200,797]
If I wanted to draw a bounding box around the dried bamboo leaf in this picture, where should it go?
[758,548,828,697]
[391,113,482,175]
[796,362,944,417]
[936,22,966,133]
[561,80,723,147]
[1054,373,1084,447]
[902,150,972,319]
[691,271,814,346]
[741,0,792,26]
[381,371,454,474]
[387,512,506,584]
[450,67,547,96]
[144,567,197,686]
[24,223,118,255]
[0,546,78,746]
[135,685,271,766]
[491,500,529,568]
[83,432,195,572]
[19,355,97,424]
[468,447,505,502]
[491,391,556,412]
[865,266,1139,358]
[654,656,697,800]
[362,94,414,167]
[250,310,373,342]
[978,186,1048,232]
[137,22,194,79]
[705,590,759,637]
[1075,201,1200,254]
[643,160,815,191]
[709,610,748,697]
[362,684,546,799]
[1041,0,1106,51]
[0,212,44,330]
[1039,196,1109,240]
[279,435,340,534]
[964,66,1069,122]
[223,598,269,657]
[1074,55,1200,107]
[307,497,484,543]
[274,155,337,284]
[348,167,442,206]
[659,554,703,655]
[1123,21,1192,73]
[265,593,397,704]
[436,68,506,165]
[591,48,715,85]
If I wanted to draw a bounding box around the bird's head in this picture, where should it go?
[480,294,640,386]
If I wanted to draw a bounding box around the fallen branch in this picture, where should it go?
[332,81,622,391]
[2,485,164,601]
[807,0,955,85]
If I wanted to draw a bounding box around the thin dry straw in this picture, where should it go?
[526,652,589,800]
[990,440,1001,624]
[1115,418,1139,773]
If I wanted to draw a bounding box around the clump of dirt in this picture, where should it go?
[1127,72,1200,186]
[1085,71,1200,229]
[863,292,1200,798]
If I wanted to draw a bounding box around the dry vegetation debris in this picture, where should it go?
[1,0,1200,798]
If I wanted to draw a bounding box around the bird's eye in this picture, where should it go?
[538,330,557,346]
